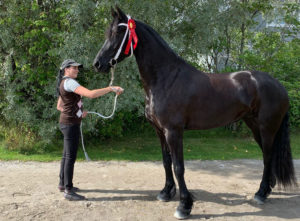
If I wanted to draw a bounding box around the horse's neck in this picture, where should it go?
[134,23,180,91]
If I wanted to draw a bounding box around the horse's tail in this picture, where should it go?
[272,112,297,187]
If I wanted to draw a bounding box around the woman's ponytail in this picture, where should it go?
[56,69,64,97]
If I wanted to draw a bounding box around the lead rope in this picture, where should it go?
[80,67,118,161]
[81,14,135,160]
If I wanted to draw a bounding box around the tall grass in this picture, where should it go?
[0,128,299,162]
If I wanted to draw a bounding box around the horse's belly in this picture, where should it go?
[185,119,232,130]
[185,106,249,130]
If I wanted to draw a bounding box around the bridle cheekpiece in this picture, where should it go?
[110,15,138,66]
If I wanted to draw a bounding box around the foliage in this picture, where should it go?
[0,0,144,151]
[0,121,38,154]
[242,36,300,127]
[1,129,300,161]
[0,0,299,151]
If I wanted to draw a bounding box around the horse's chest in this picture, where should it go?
[145,93,163,126]
[145,94,156,118]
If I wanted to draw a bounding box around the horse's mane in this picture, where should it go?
[136,20,179,58]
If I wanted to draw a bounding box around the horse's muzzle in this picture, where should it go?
[93,60,110,73]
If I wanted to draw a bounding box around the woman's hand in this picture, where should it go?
[110,86,124,95]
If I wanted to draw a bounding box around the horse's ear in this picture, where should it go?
[111,6,118,18]
[115,5,127,20]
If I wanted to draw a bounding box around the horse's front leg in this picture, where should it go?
[155,128,176,202]
[165,128,193,219]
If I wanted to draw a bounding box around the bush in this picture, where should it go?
[242,35,300,128]
[0,121,37,153]
[0,1,299,152]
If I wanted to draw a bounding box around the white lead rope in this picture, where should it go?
[81,15,133,160]
[80,68,119,161]
[87,94,118,119]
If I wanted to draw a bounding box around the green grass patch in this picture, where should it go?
[0,129,299,162]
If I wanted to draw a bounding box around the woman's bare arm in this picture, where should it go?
[74,86,123,98]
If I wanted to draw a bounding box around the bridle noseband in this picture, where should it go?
[109,15,138,67]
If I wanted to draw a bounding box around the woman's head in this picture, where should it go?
[64,66,79,78]
[56,59,83,97]
[60,59,83,78]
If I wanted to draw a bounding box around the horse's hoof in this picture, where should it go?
[254,194,265,205]
[157,185,176,202]
[174,207,191,220]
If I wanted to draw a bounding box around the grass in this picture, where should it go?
[0,129,299,162]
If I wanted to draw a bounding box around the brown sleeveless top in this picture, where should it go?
[59,78,83,124]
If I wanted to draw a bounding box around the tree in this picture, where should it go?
[0,0,299,151]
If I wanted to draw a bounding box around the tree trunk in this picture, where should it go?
[224,25,231,68]
[238,22,245,70]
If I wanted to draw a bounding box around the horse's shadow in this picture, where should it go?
[190,190,300,220]
[82,189,158,202]
[81,188,300,219]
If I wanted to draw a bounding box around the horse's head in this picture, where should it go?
[93,6,136,73]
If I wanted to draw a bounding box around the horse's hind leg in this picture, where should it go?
[155,128,176,202]
[244,118,262,148]
[244,118,276,204]
[254,126,277,204]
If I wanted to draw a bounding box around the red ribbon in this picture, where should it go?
[124,19,138,55]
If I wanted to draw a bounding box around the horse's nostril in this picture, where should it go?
[93,61,100,68]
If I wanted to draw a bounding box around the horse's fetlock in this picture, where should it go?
[180,192,192,200]
[166,181,175,188]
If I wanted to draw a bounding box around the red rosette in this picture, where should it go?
[124,19,138,55]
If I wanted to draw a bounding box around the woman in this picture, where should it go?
[56,59,123,200]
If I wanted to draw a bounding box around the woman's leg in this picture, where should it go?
[58,146,66,188]
[59,123,84,200]
[60,123,80,190]
[59,123,67,188]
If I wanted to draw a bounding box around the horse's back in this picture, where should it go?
[206,70,288,109]
[182,70,288,129]
[179,70,257,129]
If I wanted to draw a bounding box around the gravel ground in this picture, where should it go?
[0,159,299,221]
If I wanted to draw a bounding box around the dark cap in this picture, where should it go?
[60,59,83,70]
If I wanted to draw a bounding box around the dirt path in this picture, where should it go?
[1,160,299,221]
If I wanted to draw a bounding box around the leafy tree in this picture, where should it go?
[0,0,299,151]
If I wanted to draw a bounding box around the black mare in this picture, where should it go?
[93,7,297,219]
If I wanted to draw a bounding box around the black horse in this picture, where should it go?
[94,7,297,219]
